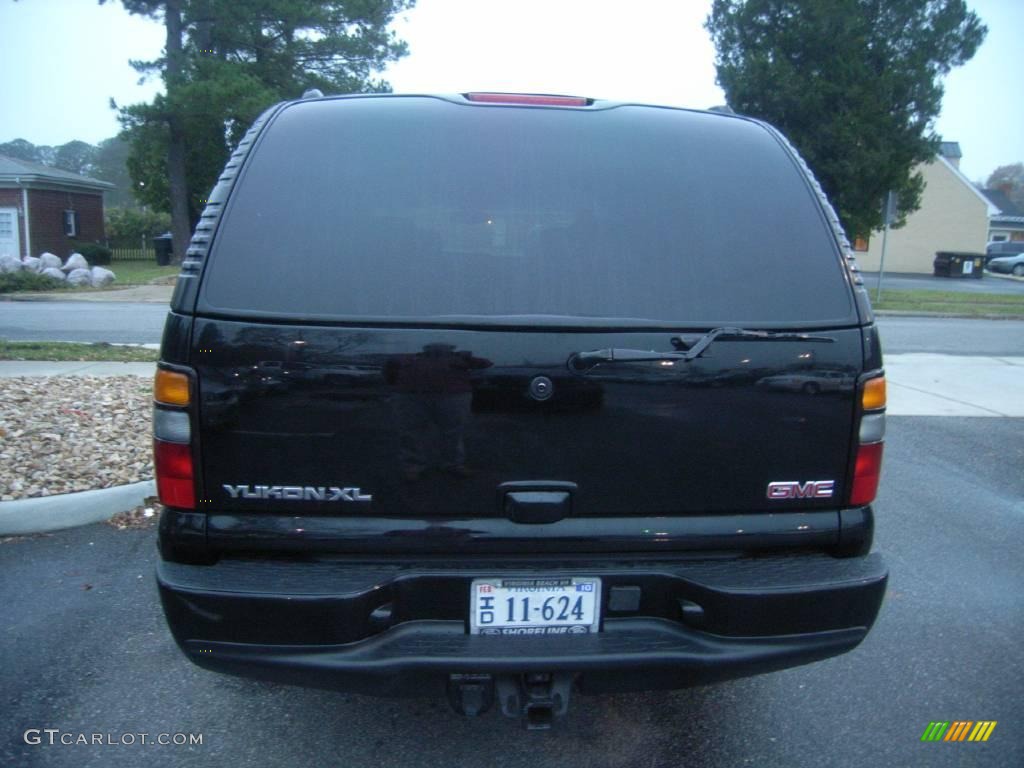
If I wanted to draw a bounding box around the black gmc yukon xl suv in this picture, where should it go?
[155,93,887,727]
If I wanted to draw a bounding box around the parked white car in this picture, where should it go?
[987,253,1024,277]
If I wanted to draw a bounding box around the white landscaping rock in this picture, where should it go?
[41,267,67,282]
[62,252,89,272]
[39,252,62,270]
[90,266,116,287]
[21,256,43,273]
[0,255,23,274]
[66,268,92,287]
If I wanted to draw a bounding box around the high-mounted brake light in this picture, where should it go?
[465,92,589,107]
[851,374,886,507]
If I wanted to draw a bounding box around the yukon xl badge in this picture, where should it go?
[223,484,372,502]
[766,480,834,500]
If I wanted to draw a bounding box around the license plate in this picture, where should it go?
[469,577,602,636]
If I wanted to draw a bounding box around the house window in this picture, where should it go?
[853,235,869,252]
[63,210,79,237]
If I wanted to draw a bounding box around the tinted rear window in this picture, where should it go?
[200,96,855,326]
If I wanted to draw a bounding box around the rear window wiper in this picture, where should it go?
[569,327,835,370]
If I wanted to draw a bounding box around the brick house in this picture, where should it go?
[0,155,113,260]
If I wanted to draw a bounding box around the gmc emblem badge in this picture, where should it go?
[766,480,835,500]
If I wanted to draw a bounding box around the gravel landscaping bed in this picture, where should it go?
[0,376,152,500]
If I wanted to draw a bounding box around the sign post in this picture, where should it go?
[876,191,897,303]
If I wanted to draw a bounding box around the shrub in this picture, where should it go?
[105,207,172,247]
[70,241,113,266]
[0,271,68,294]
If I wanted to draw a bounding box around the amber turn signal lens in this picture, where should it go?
[862,376,886,411]
[155,369,190,406]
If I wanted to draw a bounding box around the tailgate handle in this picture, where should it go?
[499,481,576,524]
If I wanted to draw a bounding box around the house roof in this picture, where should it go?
[980,188,1023,217]
[939,141,962,160]
[0,154,113,192]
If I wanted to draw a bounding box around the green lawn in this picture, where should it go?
[0,340,158,362]
[107,262,180,285]
[873,289,1024,317]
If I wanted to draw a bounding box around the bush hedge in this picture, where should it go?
[0,271,68,294]
[70,241,113,266]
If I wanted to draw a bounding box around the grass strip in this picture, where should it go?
[105,262,179,285]
[0,340,158,362]
[874,289,1024,317]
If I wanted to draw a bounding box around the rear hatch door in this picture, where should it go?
[190,95,864,521]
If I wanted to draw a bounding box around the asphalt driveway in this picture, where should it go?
[1,416,1021,768]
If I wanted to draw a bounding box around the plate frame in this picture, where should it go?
[469,576,603,636]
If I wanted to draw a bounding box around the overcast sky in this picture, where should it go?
[1,0,1020,183]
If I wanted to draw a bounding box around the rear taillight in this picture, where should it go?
[154,440,195,508]
[861,376,886,411]
[464,92,589,106]
[850,374,886,506]
[154,369,190,406]
[154,368,196,509]
[851,442,884,507]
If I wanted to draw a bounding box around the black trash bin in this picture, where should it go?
[153,233,173,266]
[933,251,984,279]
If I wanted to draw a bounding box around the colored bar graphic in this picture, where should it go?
[921,721,996,742]
[968,722,997,742]
[944,721,972,741]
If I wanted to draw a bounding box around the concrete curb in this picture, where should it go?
[984,271,1024,283]
[0,480,157,536]
[0,361,156,377]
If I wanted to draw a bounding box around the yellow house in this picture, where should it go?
[855,143,994,274]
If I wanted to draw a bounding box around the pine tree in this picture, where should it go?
[111,0,414,261]
[706,0,986,238]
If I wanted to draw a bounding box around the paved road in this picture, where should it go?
[0,302,170,343]
[862,271,1024,295]
[878,317,1024,356]
[1,302,1022,356]
[1,417,1021,768]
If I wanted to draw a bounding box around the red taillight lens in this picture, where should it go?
[850,442,884,506]
[154,439,195,509]
[465,92,588,106]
